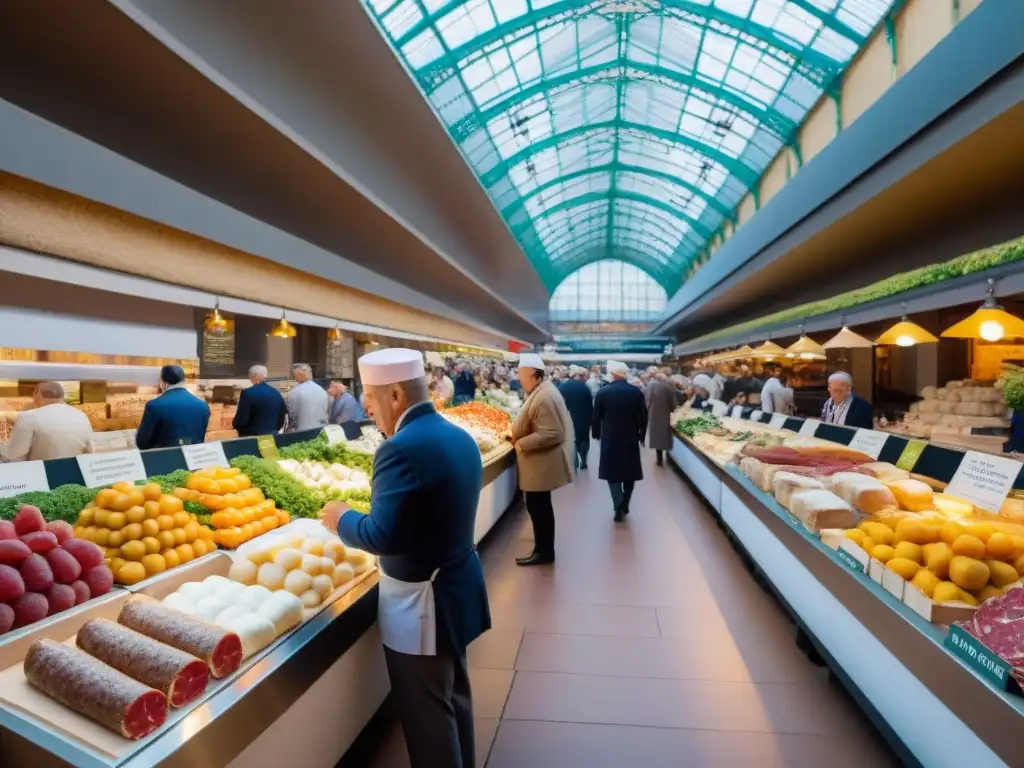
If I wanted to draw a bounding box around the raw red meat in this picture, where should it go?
[118,598,243,679]
[0,539,31,566]
[959,586,1024,681]
[70,580,91,606]
[0,603,13,634]
[77,619,210,707]
[0,564,25,602]
[46,547,82,584]
[24,638,168,739]
[20,554,54,593]
[82,565,114,597]
[46,520,75,544]
[61,539,105,570]
[21,531,58,554]
[0,520,15,540]
[14,505,44,536]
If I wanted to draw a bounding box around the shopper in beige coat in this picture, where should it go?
[505,353,574,566]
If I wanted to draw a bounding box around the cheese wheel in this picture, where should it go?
[217,613,277,658]
[258,592,303,636]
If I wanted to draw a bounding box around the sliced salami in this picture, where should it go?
[76,618,210,708]
[118,597,243,679]
[24,638,167,739]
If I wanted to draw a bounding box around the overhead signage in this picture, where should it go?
[946,451,1021,513]
[0,461,49,499]
[77,450,147,488]
[546,337,674,355]
[182,442,229,471]
[848,429,889,460]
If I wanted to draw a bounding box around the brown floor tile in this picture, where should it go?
[468,628,523,670]
[486,599,662,637]
[469,667,515,719]
[474,718,499,768]
[503,671,852,736]
[514,630,820,685]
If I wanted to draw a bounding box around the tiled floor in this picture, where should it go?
[365,444,900,767]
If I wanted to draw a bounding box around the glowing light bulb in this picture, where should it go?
[896,335,915,347]
[979,320,1004,342]
[785,352,795,358]
[799,352,815,359]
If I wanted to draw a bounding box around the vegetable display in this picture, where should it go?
[1,505,113,636]
[675,413,721,437]
[229,456,326,520]
[278,436,374,476]
[276,459,372,513]
[0,485,96,524]
[442,401,512,453]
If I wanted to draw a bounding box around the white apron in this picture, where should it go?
[378,567,440,656]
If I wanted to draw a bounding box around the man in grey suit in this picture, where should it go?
[328,380,362,426]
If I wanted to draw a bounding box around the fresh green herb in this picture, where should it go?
[0,485,96,523]
[999,364,1024,412]
[279,435,374,476]
[230,455,325,519]
[675,414,721,437]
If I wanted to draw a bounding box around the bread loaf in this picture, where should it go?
[829,473,897,515]
[920,386,938,401]
[788,490,857,532]
[772,473,826,510]
[885,479,934,512]
[859,462,910,482]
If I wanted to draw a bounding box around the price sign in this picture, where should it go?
[730,406,744,418]
[750,410,762,422]
[0,461,49,499]
[256,435,280,460]
[945,451,1022,513]
[848,429,889,460]
[895,440,926,471]
[710,401,728,418]
[833,546,865,574]
[769,413,788,429]
[323,424,347,445]
[799,418,821,437]
[77,450,147,488]
[945,625,1013,691]
[182,442,229,471]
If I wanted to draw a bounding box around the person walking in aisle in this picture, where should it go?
[506,352,574,566]
[593,360,647,522]
[327,379,362,426]
[645,372,681,467]
[284,363,328,432]
[586,365,604,399]
[321,348,489,768]
[559,365,594,470]
[232,365,287,437]
[136,366,210,449]
[452,362,476,405]
[1,382,93,462]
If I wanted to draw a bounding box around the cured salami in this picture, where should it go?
[960,585,1024,680]
[76,618,211,708]
[24,639,167,739]
[118,597,243,679]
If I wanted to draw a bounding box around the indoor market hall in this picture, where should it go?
[359,444,901,768]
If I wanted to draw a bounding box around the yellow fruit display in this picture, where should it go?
[843,529,867,546]
[886,558,920,581]
[976,585,1004,603]
[893,518,937,546]
[77,484,217,584]
[958,590,978,606]
[948,556,990,592]
[932,581,964,603]
[858,521,893,547]
[951,534,986,559]
[985,533,1016,560]
[984,559,1020,588]
[925,542,955,579]
[910,569,940,598]
[871,544,895,564]
[892,541,923,564]
[939,522,966,546]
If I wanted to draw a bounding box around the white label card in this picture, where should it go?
[0,461,50,499]
[731,406,744,418]
[848,428,889,460]
[182,442,229,471]
[769,413,788,429]
[710,400,728,418]
[945,451,1022,513]
[799,418,822,437]
[323,424,347,445]
[77,450,147,488]
[750,410,763,422]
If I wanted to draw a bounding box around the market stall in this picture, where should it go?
[668,407,1024,768]
[0,401,518,767]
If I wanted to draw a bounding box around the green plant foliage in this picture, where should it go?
[1000,365,1024,412]
[0,485,96,523]
[692,236,1024,347]
[279,435,374,476]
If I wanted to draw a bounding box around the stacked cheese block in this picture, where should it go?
[898,380,1008,437]
[160,575,303,659]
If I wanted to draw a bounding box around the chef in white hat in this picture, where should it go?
[321,348,489,767]
[505,352,575,565]
[592,359,648,521]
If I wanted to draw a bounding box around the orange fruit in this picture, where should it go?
[121,540,146,562]
[159,495,184,516]
[217,478,239,494]
[172,511,190,528]
[106,512,126,531]
[93,509,110,527]
[142,536,161,555]
[141,518,161,537]
[183,521,200,543]
[157,514,175,531]
[199,526,215,541]
[141,553,167,576]
[122,523,143,542]
[172,527,187,546]
[125,506,146,525]
[110,494,133,512]
[141,482,162,502]
[174,543,195,563]
[117,562,146,585]
[112,481,134,494]
[143,500,162,519]
[94,489,118,510]
[250,519,265,537]
[262,514,279,531]
[127,488,145,508]
[161,548,181,568]
[108,530,125,548]
[157,530,176,550]
[93,528,110,547]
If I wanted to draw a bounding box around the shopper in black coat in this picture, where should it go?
[592,362,648,522]
[559,366,594,470]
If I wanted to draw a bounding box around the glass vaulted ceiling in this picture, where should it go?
[363,0,894,294]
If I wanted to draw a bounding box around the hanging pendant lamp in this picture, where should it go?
[203,299,229,336]
[269,310,297,339]
[876,304,937,347]
[752,339,787,359]
[941,279,1024,342]
[723,344,755,360]
[822,326,875,349]
[785,333,826,359]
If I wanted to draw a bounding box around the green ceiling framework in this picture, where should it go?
[363,0,894,294]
